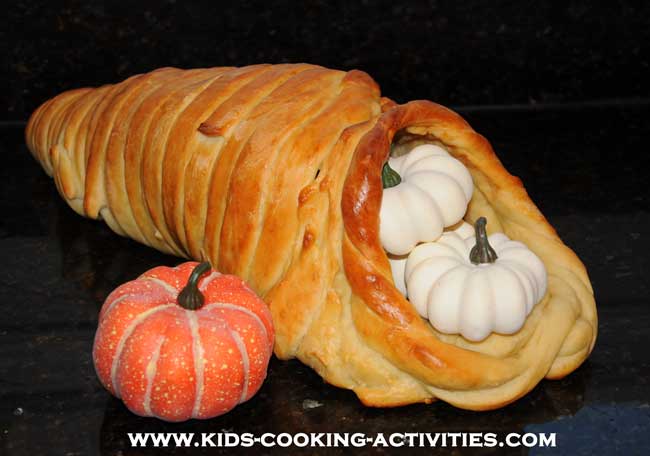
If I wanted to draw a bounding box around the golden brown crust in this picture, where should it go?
[25,65,596,410]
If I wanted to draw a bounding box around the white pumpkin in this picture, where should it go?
[388,222,473,298]
[388,254,408,296]
[379,144,474,255]
[405,218,547,342]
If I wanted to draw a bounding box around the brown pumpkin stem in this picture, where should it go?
[177,262,212,310]
[469,217,498,265]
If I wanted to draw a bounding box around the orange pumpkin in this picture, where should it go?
[93,261,274,422]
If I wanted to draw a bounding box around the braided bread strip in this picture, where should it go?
[26,65,596,409]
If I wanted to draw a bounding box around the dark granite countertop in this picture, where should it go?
[1,103,649,455]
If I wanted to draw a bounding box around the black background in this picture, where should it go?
[3,0,650,120]
[2,1,650,455]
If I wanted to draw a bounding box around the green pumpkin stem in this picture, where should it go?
[469,217,498,265]
[177,262,212,310]
[382,161,402,189]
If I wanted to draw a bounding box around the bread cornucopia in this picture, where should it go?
[25,64,597,410]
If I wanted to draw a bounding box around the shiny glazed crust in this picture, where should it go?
[25,64,597,409]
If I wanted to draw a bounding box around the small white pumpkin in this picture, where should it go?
[405,217,547,342]
[379,144,474,255]
[388,254,408,296]
[388,222,473,297]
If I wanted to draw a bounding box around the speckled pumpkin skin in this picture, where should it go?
[93,262,274,422]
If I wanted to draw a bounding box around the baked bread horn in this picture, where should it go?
[26,64,597,410]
